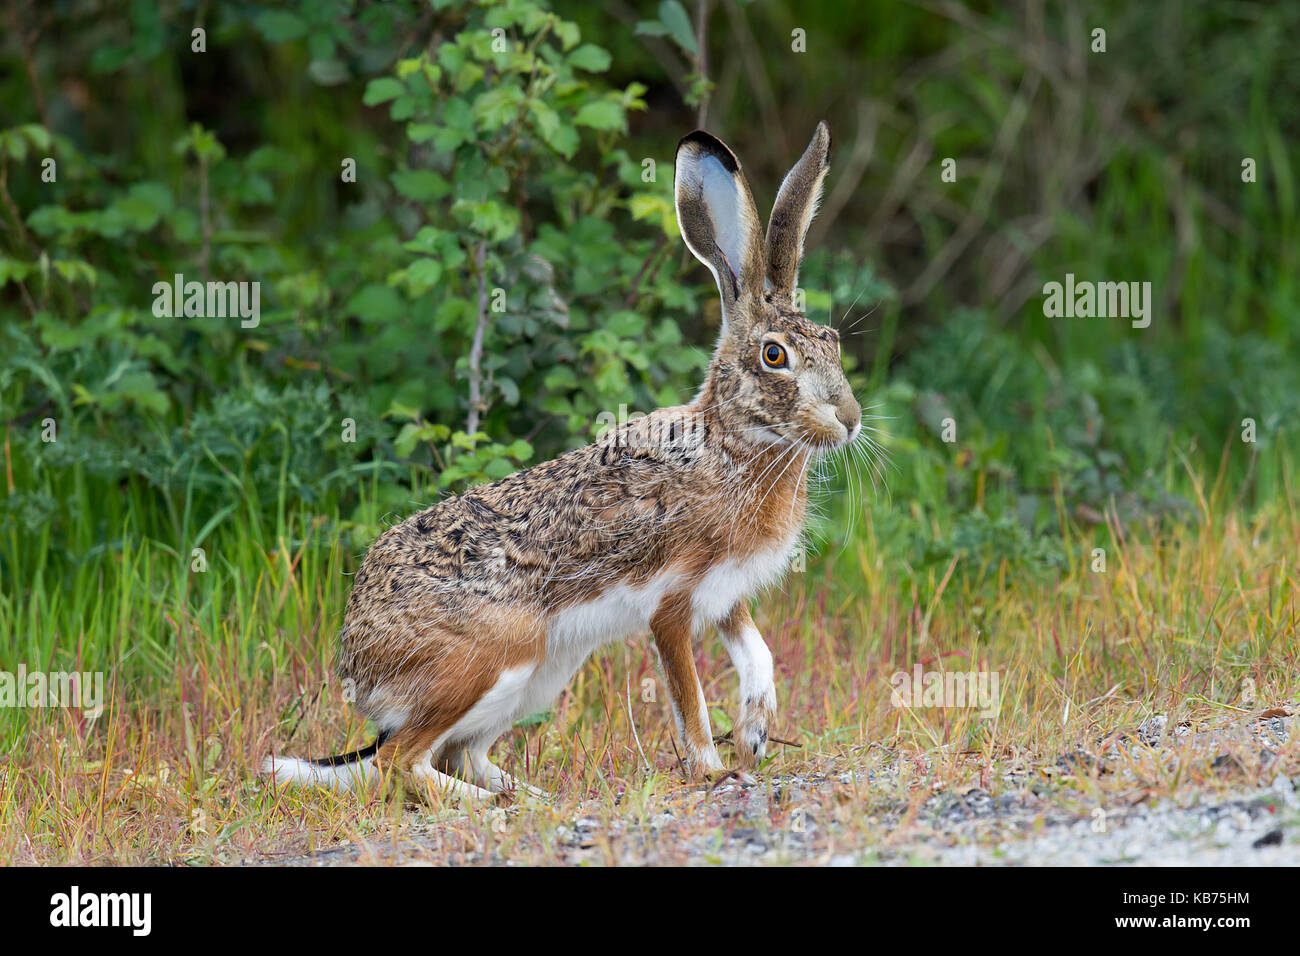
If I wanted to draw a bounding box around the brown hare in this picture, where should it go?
[264,122,861,799]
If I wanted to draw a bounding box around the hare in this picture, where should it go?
[263,122,861,800]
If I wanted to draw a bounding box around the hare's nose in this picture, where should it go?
[835,396,861,434]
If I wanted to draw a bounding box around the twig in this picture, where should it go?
[0,155,43,317]
[706,769,749,794]
[714,729,803,748]
[624,666,652,774]
[609,0,691,101]
[199,152,211,281]
[902,68,1040,306]
[466,241,490,436]
[623,233,668,307]
[694,0,711,128]
[810,99,878,250]
[722,0,788,158]
[10,1,49,128]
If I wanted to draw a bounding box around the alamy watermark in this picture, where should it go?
[50,886,150,936]
[595,403,707,454]
[151,273,260,328]
[0,665,104,714]
[890,664,1001,719]
[1042,273,1151,328]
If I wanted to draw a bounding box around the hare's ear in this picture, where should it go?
[765,121,831,297]
[674,130,765,332]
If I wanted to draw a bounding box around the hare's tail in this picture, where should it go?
[261,731,390,793]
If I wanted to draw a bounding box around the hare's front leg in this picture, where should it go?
[719,604,777,771]
[651,598,725,777]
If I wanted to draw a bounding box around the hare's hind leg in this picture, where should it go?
[409,748,496,801]
[435,663,551,797]
[718,603,777,771]
[444,742,550,799]
[375,724,495,802]
[371,605,547,802]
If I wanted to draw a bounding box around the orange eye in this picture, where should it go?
[761,342,787,369]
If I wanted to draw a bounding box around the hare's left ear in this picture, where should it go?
[765,121,831,297]
[674,130,765,332]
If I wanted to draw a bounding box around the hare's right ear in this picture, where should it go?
[674,130,765,332]
[765,121,831,297]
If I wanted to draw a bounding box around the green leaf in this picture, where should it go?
[608,311,646,338]
[544,366,577,391]
[52,260,97,286]
[18,124,52,152]
[455,199,520,242]
[569,44,611,73]
[657,0,698,56]
[345,284,404,323]
[535,111,578,157]
[407,122,440,143]
[512,710,552,728]
[394,422,424,458]
[454,62,486,92]
[573,100,624,131]
[254,10,308,43]
[473,87,527,132]
[398,257,444,296]
[554,20,580,50]
[384,400,422,422]
[0,257,33,286]
[363,77,405,106]
[629,193,678,237]
[389,95,417,121]
[431,97,474,152]
[111,182,173,231]
[391,169,450,202]
[4,131,27,162]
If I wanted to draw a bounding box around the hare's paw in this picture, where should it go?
[733,691,777,771]
[719,615,778,771]
[682,742,727,780]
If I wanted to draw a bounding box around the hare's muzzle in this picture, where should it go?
[805,393,861,448]
[835,394,861,438]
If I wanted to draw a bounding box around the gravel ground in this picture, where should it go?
[255,707,1300,867]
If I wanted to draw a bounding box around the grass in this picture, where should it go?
[1,426,1297,865]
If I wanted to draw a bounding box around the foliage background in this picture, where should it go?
[1,0,1296,680]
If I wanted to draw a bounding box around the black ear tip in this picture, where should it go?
[676,129,741,173]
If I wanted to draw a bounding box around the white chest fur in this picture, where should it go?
[545,536,796,651]
[689,537,798,624]
[525,536,797,722]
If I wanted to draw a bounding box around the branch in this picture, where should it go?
[722,0,789,159]
[466,241,490,436]
[695,0,711,128]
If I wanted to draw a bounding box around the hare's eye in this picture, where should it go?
[761,343,788,369]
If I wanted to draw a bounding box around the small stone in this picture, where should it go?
[1252,828,1283,848]
[1137,715,1167,748]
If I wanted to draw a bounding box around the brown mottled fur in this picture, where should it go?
[271,123,860,795]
